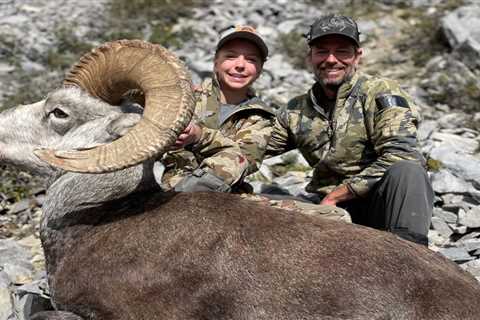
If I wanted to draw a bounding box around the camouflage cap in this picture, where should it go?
[306,14,360,47]
[216,25,269,61]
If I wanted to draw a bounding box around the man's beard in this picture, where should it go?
[314,67,356,91]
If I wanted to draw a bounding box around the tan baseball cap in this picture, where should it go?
[216,25,269,61]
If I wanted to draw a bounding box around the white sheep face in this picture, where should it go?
[0,87,141,177]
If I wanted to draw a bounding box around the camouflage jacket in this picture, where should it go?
[162,77,275,188]
[267,72,424,197]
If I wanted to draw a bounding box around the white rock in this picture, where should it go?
[276,19,302,34]
[431,216,453,238]
[431,169,476,194]
[0,271,12,320]
[439,247,475,262]
[441,4,480,48]
[459,259,480,277]
[430,131,479,154]
[458,207,480,228]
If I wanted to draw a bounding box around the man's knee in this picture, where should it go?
[384,160,427,182]
[381,160,433,207]
[378,161,433,243]
[381,161,433,194]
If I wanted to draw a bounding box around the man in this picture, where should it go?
[165,25,275,193]
[267,14,433,245]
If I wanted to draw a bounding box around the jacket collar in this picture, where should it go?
[336,71,360,99]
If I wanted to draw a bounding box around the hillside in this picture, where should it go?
[1,0,480,317]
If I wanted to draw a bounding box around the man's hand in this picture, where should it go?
[174,122,202,149]
[320,184,355,206]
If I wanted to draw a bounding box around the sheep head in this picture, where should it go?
[33,40,195,173]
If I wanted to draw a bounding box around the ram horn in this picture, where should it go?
[34,39,195,173]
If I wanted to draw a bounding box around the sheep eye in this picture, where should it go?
[51,108,68,119]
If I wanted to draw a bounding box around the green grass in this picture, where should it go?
[44,24,93,70]
[1,23,93,109]
[1,71,63,110]
[2,0,204,109]
[0,165,43,201]
[0,32,18,63]
[397,15,448,67]
[109,0,201,20]
[426,158,443,172]
[277,0,382,71]
[277,31,309,70]
[102,0,205,48]
[0,0,206,199]
[396,0,465,67]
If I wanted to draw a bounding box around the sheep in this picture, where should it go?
[1,40,479,320]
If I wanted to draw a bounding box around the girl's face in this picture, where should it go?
[214,39,263,92]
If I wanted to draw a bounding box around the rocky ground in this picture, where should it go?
[1,0,480,318]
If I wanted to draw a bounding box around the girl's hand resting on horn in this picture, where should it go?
[174,122,203,149]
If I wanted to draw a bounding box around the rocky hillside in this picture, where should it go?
[1,0,480,317]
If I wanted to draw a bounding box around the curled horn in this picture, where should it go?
[34,40,195,173]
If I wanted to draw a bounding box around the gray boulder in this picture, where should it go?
[441,5,480,69]
[0,240,34,284]
[458,207,480,229]
[430,169,477,195]
[442,5,480,48]
[0,271,12,320]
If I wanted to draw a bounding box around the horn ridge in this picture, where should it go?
[37,39,195,173]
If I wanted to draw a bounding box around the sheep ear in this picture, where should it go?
[106,113,142,139]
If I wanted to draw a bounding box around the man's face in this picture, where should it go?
[309,35,362,89]
[214,39,263,92]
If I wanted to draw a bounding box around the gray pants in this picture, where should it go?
[340,161,434,245]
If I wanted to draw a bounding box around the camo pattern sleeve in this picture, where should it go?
[265,102,297,157]
[344,78,424,197]
[191,110,274,179]
[226,113,274,175]
[189,125,248,185]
